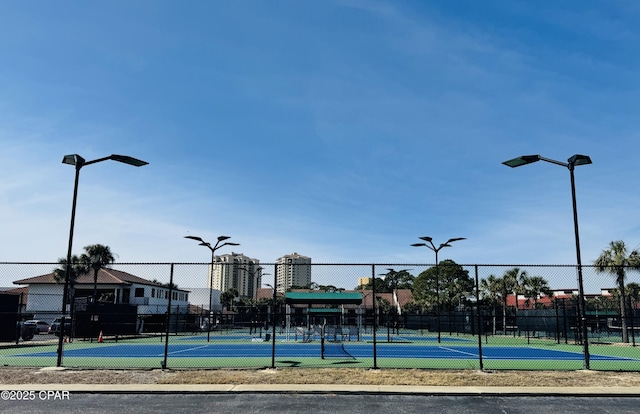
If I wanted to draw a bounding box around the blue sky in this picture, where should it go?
[1,1,640,291]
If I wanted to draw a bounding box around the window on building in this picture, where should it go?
[134,288,144,297]
[151,288,155,298]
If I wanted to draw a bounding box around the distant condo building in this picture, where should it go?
[357,277,372,288]
[210,252,262,299]
[275,252,311,292]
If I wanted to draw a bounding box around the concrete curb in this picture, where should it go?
[2,384,640,396]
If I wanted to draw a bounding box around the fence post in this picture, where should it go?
[474,265,483,370]
[562,298,568,344]
[554,299,560,344]
[629,295,636,347]
[372,264,378,370]
[162,263,174,370]
[271,263,277,369]
[16,292,24,345]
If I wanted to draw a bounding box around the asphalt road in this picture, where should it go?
[2,393,640,414]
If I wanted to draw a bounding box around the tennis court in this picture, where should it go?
[4,331,639,370]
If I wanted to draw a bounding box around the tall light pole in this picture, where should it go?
[503,153,591,369]
[184,235,239,342]
[58,154,147,367]
[412,236,466,343]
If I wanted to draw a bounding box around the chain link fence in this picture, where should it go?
[1,262,639,371]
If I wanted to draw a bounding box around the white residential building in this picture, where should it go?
[211,252,262,299]
[12,268,190,320]
[275,252,311,292]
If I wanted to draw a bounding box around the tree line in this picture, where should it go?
[351,240,640,344]
[355,263,553,314]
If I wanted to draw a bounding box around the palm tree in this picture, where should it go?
[53,254,89,287]
[52,255,89,338]
[80,244,116,304]
[522,276,552,309]
[486,268,525,333]
[480,274,501,335]
[594,240,640,343]
[626,282,640,334]
[499,268,525,331]
[220,288,239,311]
[236,297,256,314]
[627,282,640,306]
[510,268,529,311]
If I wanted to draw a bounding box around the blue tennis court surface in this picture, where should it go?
[14,343,635,361]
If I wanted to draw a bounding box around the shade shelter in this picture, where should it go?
[285,291,363,333]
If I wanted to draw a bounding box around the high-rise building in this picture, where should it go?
[275,252,311,292]
[357,277,372,288]
[210,252,262,299]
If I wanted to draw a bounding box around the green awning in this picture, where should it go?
[307,308,342,314]
[285,291,362,305]
[585,310,618,316]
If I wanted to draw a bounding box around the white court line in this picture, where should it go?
[438,346,478,357]
[159,345,211,357]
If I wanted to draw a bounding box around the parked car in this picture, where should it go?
[24,320,50,334]
[49,317,71,337]
[17,321,37,341]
